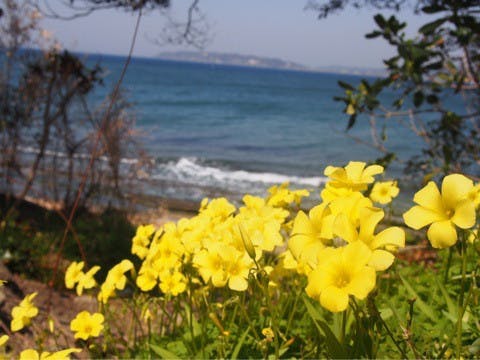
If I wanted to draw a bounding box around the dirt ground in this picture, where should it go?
[0,261,98,358]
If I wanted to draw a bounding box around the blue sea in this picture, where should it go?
[77,54,436,207]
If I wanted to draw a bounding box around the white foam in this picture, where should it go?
[152,157,326,188]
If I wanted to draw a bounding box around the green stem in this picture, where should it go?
[340,310,347,345]
[456,238,468,358]
[262,283,280,359]
[284,288,301,339]
[444,247,453,283]
[239,292,260,339]
[186,276,198,356]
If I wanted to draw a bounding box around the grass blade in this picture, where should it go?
[399,274,436,321]
[231,326,250,360]
[150,344,181,360]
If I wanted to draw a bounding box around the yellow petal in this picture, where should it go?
[320,286,349,312]
[228,276,248,292]
[370,227,405,249]
[0,334,8,347]
[359,207,384,240]
[292,211,314,235]
[346,266,376,298]
[345,162,366,180]
[20,349,40,360]
[342,241,372,269]
[334,213,357,243]
[451,199,476,229]
[307,266,337,297]
[442,174,473,210]
[368,250,395,271]
[414,181,444,212]
[362,164,384,181]
[47,348,82,360]
[427,221,457,248]
[403,206,445,230]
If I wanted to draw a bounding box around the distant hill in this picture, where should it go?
[156,51,309,71]
[156,51,386,77]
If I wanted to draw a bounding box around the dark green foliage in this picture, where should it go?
[0,198,135,284]
[319,0,480,179]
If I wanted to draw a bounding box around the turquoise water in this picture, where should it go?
[82,54,428,203]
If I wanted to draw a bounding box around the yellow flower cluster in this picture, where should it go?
[63,163,404,315]
[132,187,306,293]
[290,161,405,312]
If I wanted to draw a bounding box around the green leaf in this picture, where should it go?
[303,296,346,358]
[365,30,382,39]
[150,344,181,360]
[419,18,447,35]
[231,326,250,360]
[399,274,436,321]
[338,80,355,91]
[347,114,357,130]
[435,277,456,317]
[421,5,446,14]
[373,14,386,28]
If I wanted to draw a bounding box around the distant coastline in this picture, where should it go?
[156,50,387,77]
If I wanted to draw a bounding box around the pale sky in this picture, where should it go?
[40,0,429,68]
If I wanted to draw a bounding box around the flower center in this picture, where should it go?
[84,324,93,334]
[445,208,455,219]
[335,271,351,288]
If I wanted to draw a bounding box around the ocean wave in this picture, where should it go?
[151,157,326,189]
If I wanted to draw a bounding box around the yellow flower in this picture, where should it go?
[97,259,133,303]
[403,174,476,248]
[328,191,372,228]
[11,292,39,332]
[193,244,228,288]
[131,224,156,259]
[104,259,133,291]
[321,185,357,203]
[19,348,81,360]
[136,266,158,292]
[65,261,84,289]
[193,243,253,291]
[369,181,399,204]
[76,265,100,296]
[334,207,405,270]
[305,242,376,312]
[266,182,309,207]
[0,280,5,287]
[262,327,275,342]
[235,196,288,255]
[159,271,187,296]
[70,311,104,340]
[199,197,236,222]
[324,161,384,191]
[289,203,334,269]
